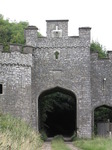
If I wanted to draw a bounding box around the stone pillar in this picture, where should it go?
[25,26,38,47]
[108,51,112,60]
[79,27,91,46]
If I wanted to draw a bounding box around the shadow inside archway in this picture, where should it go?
[38,87,77,137]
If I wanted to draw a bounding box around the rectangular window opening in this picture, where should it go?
[0,84,3,94]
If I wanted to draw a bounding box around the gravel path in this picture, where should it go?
[40,141,80,150]
[41,142,51,150]
[66,142,80,150]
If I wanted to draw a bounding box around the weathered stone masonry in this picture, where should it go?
[0,20,112,138]
[0,44,33,123]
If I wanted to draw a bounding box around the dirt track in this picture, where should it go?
[40,141,79,150]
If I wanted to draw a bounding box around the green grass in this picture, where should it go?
[51,135,71,150]
[74,137,112,150]
[0,113,43,150]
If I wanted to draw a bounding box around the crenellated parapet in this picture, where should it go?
[108,51,112,59]
[36,27,91,48]
[0,44,33,67]
[91,51,112,61]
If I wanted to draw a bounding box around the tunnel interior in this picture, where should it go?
[38,87,77,137]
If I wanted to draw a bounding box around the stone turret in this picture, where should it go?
[79,27,91,46]
[25,26,38,47]
[0,44,33,123]
[0,44,33,66]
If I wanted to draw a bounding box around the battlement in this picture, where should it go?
[0,44,33,67]
[24,20,91,48]
[91,51,112,61]
[108,51,112,59]
[0,44,33,54]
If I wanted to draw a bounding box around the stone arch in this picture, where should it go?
[92,104,112,135]
[38,86,77,137]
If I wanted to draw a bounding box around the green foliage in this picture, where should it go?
[90,41,107,58]
[94,106,112,123]
[74,137,112,150]
[0,113,43,150]
[0,14,29,51]
[51,135,71,150]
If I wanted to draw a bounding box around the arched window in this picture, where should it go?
[0,84,3,94]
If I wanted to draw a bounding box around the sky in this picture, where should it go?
[0,0,112,50]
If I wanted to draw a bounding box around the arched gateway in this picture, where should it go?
[30,20,92,138]
[0,20,112,139]
[38,87,77,137]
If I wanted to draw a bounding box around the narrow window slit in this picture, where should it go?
[0,84,3,94]
[103,78,106,90]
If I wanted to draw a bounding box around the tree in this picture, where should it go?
[90,41,107,58]
[0,14,29,49]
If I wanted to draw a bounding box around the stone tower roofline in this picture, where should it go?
[91,51,112,60]
[25,26,38,30]
[0,43,34,54]
[0,44,33,67]
[46,19,69,22]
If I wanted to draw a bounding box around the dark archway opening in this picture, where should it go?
[38,87,77,137]
[94,105,112,136]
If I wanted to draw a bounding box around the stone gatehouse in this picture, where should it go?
[0,20,112,138]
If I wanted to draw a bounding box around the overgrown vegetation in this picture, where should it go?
[51,135,71,150]
[0,14,41,51]
[74,137,112,150]
[0,14,106,57]
[0,14,28,50]
[0,113,42,150]
[90,40,107,58]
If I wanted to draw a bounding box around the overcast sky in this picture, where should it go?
[0,0,112,50]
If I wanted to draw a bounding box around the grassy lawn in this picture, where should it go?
[0,113,43,150]
[74,137,112,150]
[51,135,71,150]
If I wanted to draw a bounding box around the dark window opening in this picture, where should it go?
[0,84,3,94]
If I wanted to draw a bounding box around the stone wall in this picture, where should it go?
[0,44,33,123]
[29,20,92,138]
[91,52,112,109]
[1,20,112,139]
